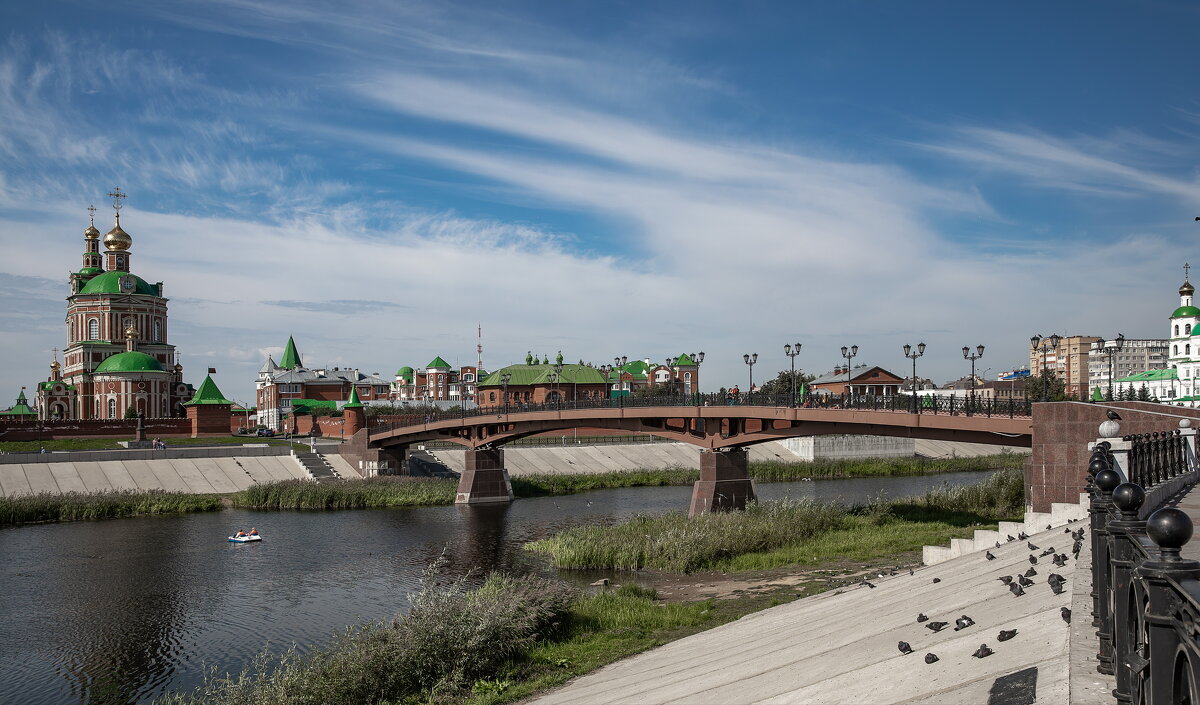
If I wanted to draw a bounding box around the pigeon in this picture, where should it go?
[932,578,941,583]
[1029,555,1038,565]
[1028,542,1039,551]
[898,641,914,655]
[925,653,939,664]
[997,575,1013,585]
[1025,567,1037,577]
[1064,528,1071,534]
[1052,554,1067,567]
[1061,607,1072,624]
[986,551,996,561]
[1010,583,1026,597]
[1007,535,1015,542]
[917,613,929,622]
[1018,532,1029,540]
[1049,580,1065,595]
[1107,409,1122,421]
[1018,575,1034,587]
[995,542,1001,548]
[1048,572,1065,583]
[909,568,914,576]
[954,615,975,631]
[925,621,949,633]
[861,580,876,589]
[997,629,1018,642]
[972,644,994,658]
[1040,548,1055,557]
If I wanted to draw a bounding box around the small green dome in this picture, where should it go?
[94,351,165,374]
[396,366,414,378]
[77,267,103,275]
[1173,306,1200,318]
[78,271,158,296]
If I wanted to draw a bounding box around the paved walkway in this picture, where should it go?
[1165,482,1200,561]
[531,521,1091,705]
[0,455,339,496]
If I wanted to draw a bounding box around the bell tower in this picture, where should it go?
[103,187,132,273]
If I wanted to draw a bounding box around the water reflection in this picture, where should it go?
[0,470,993,704]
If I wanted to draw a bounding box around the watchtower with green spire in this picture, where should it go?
[184,374,233,436]
[279,336,303,370]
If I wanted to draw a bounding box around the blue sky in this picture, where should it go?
[1,0,1198,404]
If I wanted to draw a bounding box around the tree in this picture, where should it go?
[757,370,816,398]
[1137,383,1151,402]
[1025,370,1067,402]
[632,383,678,399]
[124,406,139,419]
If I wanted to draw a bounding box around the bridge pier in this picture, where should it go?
[689,448,755,517]
[455,448,514,504]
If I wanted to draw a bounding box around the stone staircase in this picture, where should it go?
[406,449,458,478]
[292,451,341,482]
[922,493,1089,565]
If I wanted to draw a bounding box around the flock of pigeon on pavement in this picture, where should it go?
[888,525,1086,665]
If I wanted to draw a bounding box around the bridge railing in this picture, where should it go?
[366,392,1033,434]
[1090,421,1200,704]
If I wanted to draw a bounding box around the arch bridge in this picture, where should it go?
[351,396,1032,515]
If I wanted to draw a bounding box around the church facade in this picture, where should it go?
[1114,268,1200,406]
[37,193,193,420]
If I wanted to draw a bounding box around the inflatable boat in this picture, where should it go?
[228,534,262,543]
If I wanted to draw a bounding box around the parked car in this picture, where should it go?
[256,428,275,437]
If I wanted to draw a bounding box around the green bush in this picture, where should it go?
[159,563,576,705]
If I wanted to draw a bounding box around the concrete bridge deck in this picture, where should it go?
[530,518,1101,705]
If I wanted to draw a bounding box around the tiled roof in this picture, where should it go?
[185,375,234,406]
[279,336,302,370]
[479,363,608,386]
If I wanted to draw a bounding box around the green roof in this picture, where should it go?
[1115,368,1178,383]
[1173,306,1200,318]
[479,363,608,387]
[94,351,165,374]
[427,356,451,369]
[396,366,414,379]
[0,390,36,416]
[289,398,337,413]
[78,271,159,296]
[184,375,233,406]
[77,267,103,275]
[39,381,76,391]
[674,353,697,366]
[279,336,302,370]
[343,387,364,409]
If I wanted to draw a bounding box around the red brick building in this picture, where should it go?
[36,198,193,419]
[391,356,481,403]
[255,336,390,429]
[809,364,904,396]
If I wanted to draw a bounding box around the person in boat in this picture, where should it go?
[235,530,246,538]
[249,528,258,536]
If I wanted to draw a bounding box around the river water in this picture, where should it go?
[0,470,993,704]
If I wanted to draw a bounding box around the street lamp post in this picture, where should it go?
[1095,334,1126,401]
[742,353,758,405]
[1030,334,1062,402]
[691,351,705,403]
[784,343,801,407]
[963,344,985,414]
[547,372,559,407]
[500,372,511,413]
[902,343,926,414]
[840,345,859,404]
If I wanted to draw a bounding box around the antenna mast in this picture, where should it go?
[476,324,483,371]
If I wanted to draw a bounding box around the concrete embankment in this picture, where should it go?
[430,439,1027,477]
[531,516,1094,705]
[0,446,360,497]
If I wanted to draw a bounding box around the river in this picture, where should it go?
[0,470,994,704]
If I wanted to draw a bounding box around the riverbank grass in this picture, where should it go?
[230,477,457,510]
[528,468,1024,573]
[0,489,222,525]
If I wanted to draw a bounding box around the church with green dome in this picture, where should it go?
[36,190,194,419]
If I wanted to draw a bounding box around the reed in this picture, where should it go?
[747,453,1024,481]
[528,468,1025,573]
[526,498,849,572]
[229,477,457,510]
[512,468,697,496]
[0,489,222,526]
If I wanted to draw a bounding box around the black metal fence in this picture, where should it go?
[368,392,1032,434]
[1090,432,1200,704]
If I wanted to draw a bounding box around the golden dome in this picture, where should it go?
[50,359,60,369]
[104,214,132,251]
[84,223,100,239]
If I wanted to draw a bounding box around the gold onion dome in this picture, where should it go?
[84,222,100,239]
[103,214,132,251]
[1181,280,1195,297]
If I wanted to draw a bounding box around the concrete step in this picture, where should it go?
[925,501,1087,566]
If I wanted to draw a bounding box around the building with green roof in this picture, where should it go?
[0,390,37,417]
[256,336,392,429]
[35,197,193,420]
[390,356,482,405]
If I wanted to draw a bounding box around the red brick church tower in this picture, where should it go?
[38,189,193,419]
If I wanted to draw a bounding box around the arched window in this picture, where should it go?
[69,321,75,343]
[88,319,99,340]
[107,398,117,419]
[154,321,161,341]
[1187,344,1191,355]
[684,372,692,381]
[1177,325,1181,336]
[1188,324,1193,336]
[489,392,496,402]
[1175,345,1179,355]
